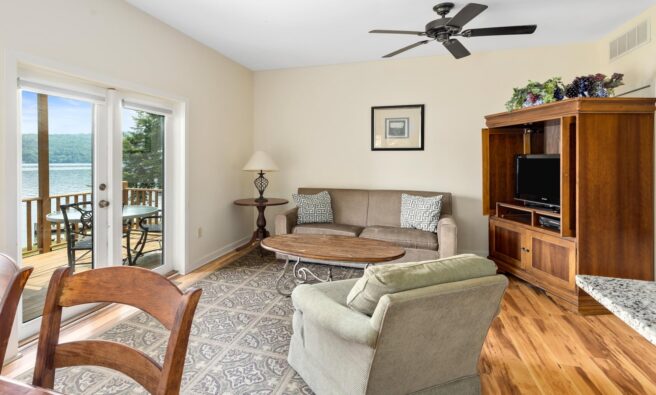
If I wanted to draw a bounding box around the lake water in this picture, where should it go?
[21,163,92,247]
[22,163,92,198]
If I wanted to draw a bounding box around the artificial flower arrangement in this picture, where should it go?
[505,73,624,111]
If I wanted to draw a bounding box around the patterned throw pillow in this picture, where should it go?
[293,191,334,224]
[400,193,443,233]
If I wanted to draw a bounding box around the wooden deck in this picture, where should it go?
[22,236,162,323]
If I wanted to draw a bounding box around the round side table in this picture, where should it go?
[234,197,288,255]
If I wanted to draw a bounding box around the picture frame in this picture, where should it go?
[371,105,424,151]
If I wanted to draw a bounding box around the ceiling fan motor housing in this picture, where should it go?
[425,18,461,41]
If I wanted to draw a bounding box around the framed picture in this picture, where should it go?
[371,105,424,150]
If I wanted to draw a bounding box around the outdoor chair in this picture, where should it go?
[60,202,93,271]
[134,214,163,264]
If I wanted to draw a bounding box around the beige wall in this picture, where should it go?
[595,5,656,96]
[254,43,598,254]
[0,0,254,271]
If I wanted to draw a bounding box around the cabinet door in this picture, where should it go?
[481,128,524,215]
[526,231,576,291]
[490,220,525,270]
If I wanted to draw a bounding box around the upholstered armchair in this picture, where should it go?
[288,275,508,394]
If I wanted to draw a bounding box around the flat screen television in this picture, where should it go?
[515,154,560,208]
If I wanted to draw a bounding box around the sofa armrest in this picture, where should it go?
[292,281,379,347]
[275,207,298,235]
[437,214,457,258]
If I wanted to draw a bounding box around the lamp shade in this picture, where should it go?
[242,151,279,172]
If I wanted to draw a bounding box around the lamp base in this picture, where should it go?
[254,171,269,202]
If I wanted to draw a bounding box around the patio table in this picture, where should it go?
[46,205,160,266]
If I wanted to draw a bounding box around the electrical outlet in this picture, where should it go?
[197,227,203,238]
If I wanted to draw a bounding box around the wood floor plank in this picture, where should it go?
[479,276,656,394]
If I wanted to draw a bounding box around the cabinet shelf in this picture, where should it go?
[496,202,562,235]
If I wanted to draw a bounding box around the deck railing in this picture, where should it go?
[22,185,162,256]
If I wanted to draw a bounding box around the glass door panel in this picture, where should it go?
[20,91,94,323]
[121,107,165,269]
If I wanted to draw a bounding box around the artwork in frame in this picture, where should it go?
[385,117,410,139]
[371,105,424,150]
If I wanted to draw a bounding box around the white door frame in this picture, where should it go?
[113,92,178,276]
[1,51,188,355]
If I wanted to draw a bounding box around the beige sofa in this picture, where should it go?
[275,188,457,261]
[288,273,508,394]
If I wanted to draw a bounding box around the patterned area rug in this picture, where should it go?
[19,250,363,394]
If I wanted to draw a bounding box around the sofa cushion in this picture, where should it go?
[360,226,438,250]
[346,254,498,315]
[299,188,369,227]
[293,191,334,224]
[367,190,450,227]
[401,193,443,232]
[293,223,363,237]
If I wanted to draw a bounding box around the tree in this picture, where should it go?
[123,111,164,189]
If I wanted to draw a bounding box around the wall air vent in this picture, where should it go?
[609,20,650,61]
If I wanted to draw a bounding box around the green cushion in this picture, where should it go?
[346,254,498,316]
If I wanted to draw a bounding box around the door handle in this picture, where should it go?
[98,200,110,208]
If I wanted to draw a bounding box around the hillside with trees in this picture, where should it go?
[22,134,92,164]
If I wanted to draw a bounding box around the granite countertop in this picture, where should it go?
[576,275,656,345]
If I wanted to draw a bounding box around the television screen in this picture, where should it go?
[515,154,560,208]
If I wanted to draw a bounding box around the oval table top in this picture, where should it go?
[261,234,405,263]
[234,198,288,207]
[46,205,160,223]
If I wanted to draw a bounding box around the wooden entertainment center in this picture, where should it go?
[482,98,655,314]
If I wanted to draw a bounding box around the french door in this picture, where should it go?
[17,77,174,337]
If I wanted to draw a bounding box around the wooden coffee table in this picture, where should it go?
[261,234,405,295]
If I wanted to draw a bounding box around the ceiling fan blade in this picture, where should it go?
[370,29,426,36]
[462,25,537,37]
[443,39,471,59]
[382,40,430,58]
[447,3,488,28]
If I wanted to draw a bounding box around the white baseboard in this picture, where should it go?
[188,236,251,273]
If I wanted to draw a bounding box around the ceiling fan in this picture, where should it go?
[370,2,537,59]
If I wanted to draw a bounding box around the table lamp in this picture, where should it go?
[243,151,279,202]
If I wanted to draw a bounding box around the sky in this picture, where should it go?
[21,90,137,134]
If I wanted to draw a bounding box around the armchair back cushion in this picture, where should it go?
[346,254,497,315]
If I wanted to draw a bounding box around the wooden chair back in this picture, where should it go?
[0,253,33,366]
[33,266,202,395]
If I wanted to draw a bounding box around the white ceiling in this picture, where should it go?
[126,0,656,71]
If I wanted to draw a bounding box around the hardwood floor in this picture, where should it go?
[480,277,656,394]
[5,248,656,394]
